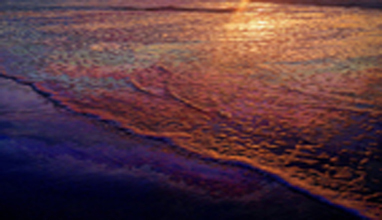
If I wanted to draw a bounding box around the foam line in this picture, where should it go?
[0,72,369,220]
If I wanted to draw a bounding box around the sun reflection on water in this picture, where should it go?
[1,3,382,219]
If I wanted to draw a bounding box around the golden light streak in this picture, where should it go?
[221,0,274,42]
[235,0,250,12]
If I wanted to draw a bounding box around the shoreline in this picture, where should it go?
[1,3,379,218]
[0,72,367,219]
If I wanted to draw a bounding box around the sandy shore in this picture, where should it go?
[0,77,366,219]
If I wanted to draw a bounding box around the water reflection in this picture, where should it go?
[0,2,381,219]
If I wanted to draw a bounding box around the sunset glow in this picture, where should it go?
[1,1,381,219]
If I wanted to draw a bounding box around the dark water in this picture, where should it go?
[0,77,365,220]
[0,0,381,219]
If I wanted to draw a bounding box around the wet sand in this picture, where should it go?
[0,77,366,219]
[1,1,381,219]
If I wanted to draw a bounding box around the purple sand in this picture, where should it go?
[0,75,366,219]
[1,1,381,219]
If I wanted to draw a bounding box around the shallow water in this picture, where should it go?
[0,77,366,220]
[1,0,382,219]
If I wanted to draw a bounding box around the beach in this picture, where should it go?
[1,0,381,219]
[0,75,363,219]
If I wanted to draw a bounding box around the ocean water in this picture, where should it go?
[0,0,381,219]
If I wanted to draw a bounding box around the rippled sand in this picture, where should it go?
[1,1,381,219]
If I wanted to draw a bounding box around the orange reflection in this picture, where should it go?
[236,0,250,12]
[221,1,275,42]
[10,4,382,219]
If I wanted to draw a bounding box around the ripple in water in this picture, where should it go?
[0,2,381,219]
